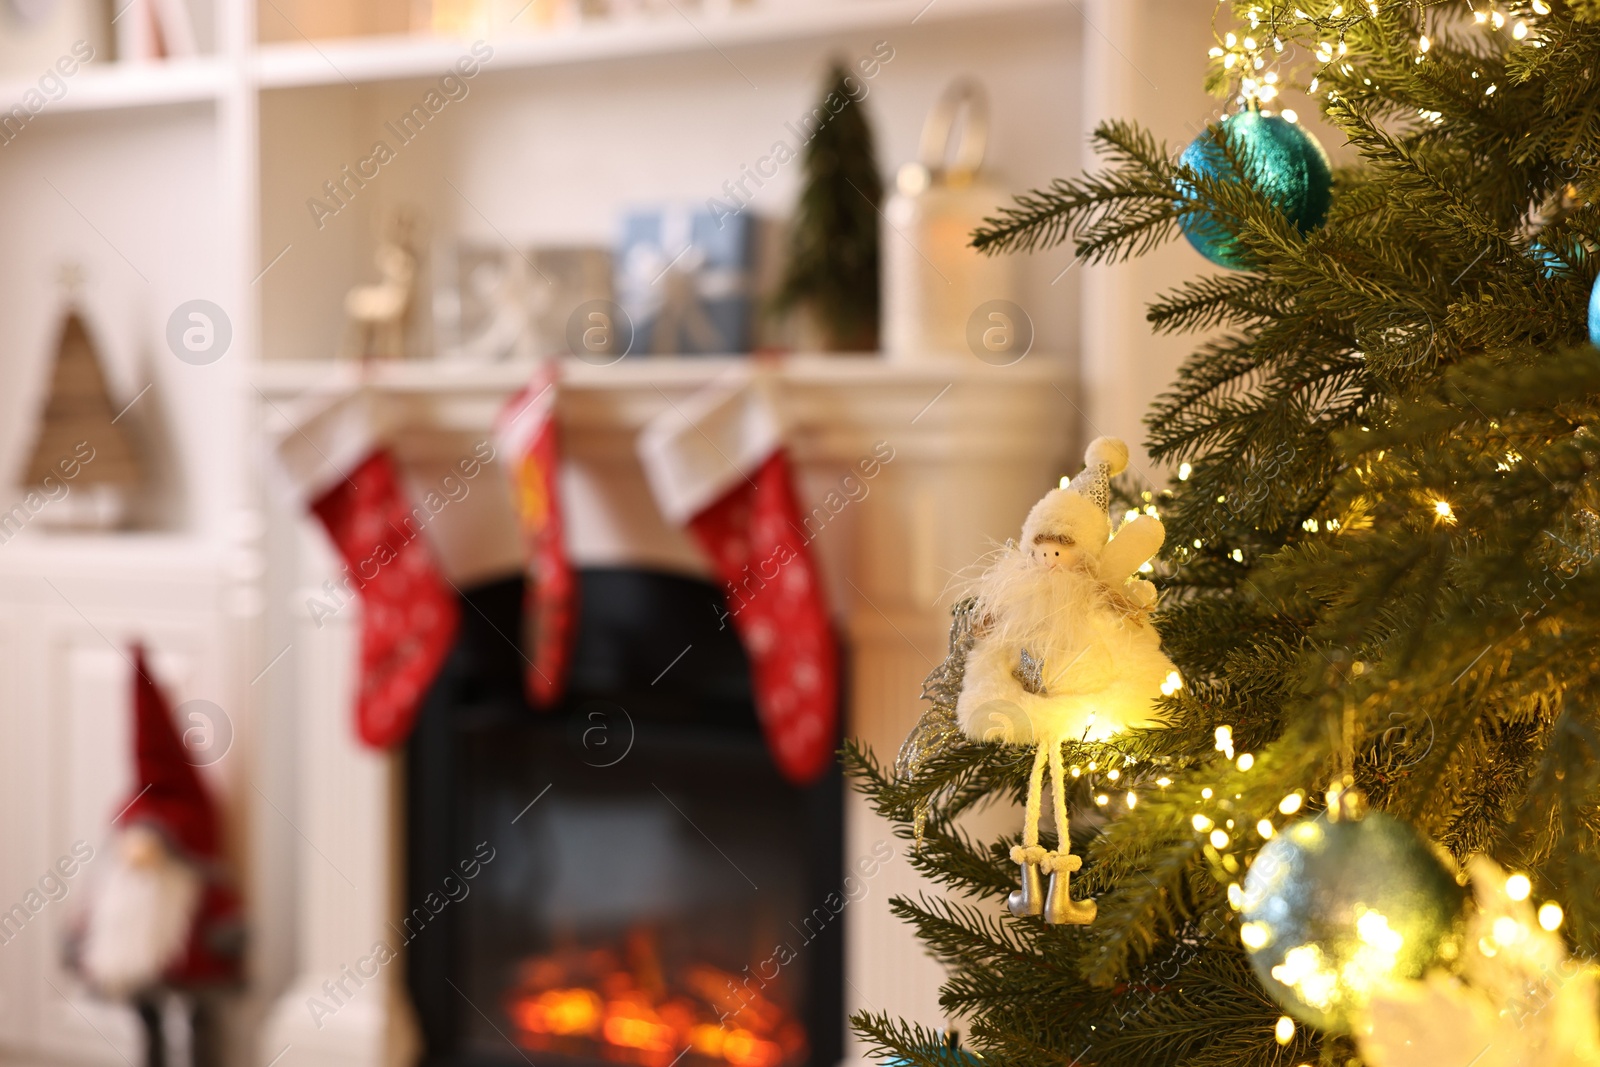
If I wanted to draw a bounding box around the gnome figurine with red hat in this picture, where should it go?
[76,646,243,1067]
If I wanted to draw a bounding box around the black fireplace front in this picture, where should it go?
[406,570,844,1067]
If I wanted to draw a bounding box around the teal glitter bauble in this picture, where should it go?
[1590,271,1600,348]
[1239,810,1464,1033]
[1176,111,1333,270]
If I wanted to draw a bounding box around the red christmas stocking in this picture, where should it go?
[279,397,460,748]
[496,364,577,707]
[639,375,838,784]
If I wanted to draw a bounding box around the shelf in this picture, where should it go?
[0,57,228,115]
[253,0,1064,90]
[0,0,1064,111]
[251,353,1072,400]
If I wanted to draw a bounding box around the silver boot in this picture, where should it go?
[1006,859,1044,917]
[1042,852,1097,925]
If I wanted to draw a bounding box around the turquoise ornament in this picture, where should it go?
[1239,808,1464,1033]
[1176,110,1333,270]
[1529,239,1587,278]
[1590,270,1600,348]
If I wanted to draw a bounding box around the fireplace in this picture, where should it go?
[256,356,1072,1067]
[404,569,845,1067]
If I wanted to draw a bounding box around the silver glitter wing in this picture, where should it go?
[895,597,982,845]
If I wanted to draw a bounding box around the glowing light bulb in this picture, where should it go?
[1237,753,1255,771]
[1178,462,1192,481]
[1275,1016,1295,1045]
[1095,793,1110,806]
[1257,818,1275,839]
[1240,921,1270,949]
[1505,873,1532,901]
[1434,499,1454,520]
[1210,829,1230,849]
[1156,777,1172,788]
[1539,902,1564,930]
[1279,792,1304,815]
[1126,791,1138,808]
[1201,787,1214,799]
[1193,814,1214,833]
[1418,34,1431,52]
[1107,768,1121,781]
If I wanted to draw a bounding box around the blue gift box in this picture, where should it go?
[616,207,755,355]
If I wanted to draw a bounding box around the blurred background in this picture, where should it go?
[0,2,1220,1066]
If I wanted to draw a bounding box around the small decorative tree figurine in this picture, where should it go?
[772,61,883,352]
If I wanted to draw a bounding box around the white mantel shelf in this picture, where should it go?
[252,354,1077,461]
[250,353,1071,393]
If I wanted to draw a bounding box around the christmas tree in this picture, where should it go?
[847,3,1600,1066]
[772,61,883,351]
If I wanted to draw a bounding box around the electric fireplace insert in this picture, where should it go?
[406,570,844,1067]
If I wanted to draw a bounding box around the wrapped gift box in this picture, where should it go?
[615,207,756,356]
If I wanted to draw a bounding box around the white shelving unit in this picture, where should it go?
[0,1,1225,1065]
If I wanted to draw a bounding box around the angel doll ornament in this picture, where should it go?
[938,438,1174,924]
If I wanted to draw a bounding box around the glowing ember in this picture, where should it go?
[506,932,807,1067]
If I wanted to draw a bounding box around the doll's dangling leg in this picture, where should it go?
[1042,740,1096,924]
[1007,744,1049,917]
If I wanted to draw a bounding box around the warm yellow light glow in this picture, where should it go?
[1107,768,1121,781]
[1506,873,1532,901]
[1282,108,1299,124]
[1126,791,1138,808]
[1513,20,1529,39]
[1157,776,1172,788]
[1238,753,1255,771]
[1280,792,1304,815]
[1275,1016,1295,1045]
[1228,882,1243,909]
[1539,902,1564,931]
[1418,34,1431,52]
[1069,765,1081,778]
[1193,814,1214,833]
[1095,793,1110,806]
[1257,818,1275,839]
[1202,787,1214,799]
[1210,829,1230,849]
[1240,921,1270,949]
[1492,915,1524,946]
[1434,499,1454,520]
[1178,462,1192,481]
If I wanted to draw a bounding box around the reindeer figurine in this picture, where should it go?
[343,212,420,361]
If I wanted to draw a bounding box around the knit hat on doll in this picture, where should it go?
[1019,437,1130,555]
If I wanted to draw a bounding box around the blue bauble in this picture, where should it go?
[1529,238,1587,278]
[1176,111,1333,270]
[1240,810,1464,1033]
[1590,270,1600,348]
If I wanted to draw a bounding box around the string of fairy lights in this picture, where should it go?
[1208,0,1558,118]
